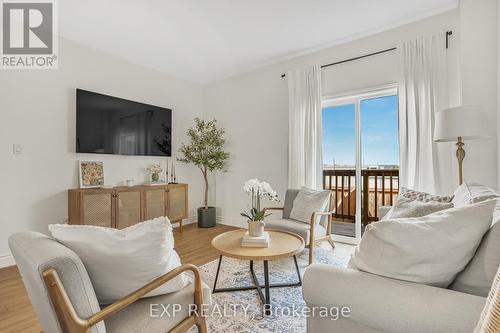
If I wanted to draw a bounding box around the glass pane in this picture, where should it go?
[360,95,399,226]
[322,103,356,238]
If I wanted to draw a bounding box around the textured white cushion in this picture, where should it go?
[381,187,455,220]
[104,281,212,333]
[399,187,453,203]
[452,182,499,207]
[289,187,330,224]
[350,200,496,288]
[49,217,188,304]
[264,219,326,245]
[385,198,453,219]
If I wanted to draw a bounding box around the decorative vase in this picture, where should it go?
[151,173,160,182]
[248,220,265,237]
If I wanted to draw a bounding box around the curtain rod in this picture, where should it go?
[281,30,452,78]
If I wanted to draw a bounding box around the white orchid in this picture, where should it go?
[267,189,278,201]
[241,179,279,221]
[243,179,279,201]
[243,178,260,193]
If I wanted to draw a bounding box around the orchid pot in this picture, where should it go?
[241,179,279,236]
[248,220,265,237]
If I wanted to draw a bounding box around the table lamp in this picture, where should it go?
[434,105,488,185]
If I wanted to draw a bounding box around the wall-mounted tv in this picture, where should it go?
[76,89,172,156]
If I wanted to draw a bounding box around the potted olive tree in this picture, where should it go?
[178,118,229,228]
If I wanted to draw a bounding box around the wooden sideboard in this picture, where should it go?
[68,183,188,231]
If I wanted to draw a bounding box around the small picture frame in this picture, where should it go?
[79,161,105,188]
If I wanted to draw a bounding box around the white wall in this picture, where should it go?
[0,38,205,265]
[2,4,497,266]
[460,0,498,189]
[204,10,461,227]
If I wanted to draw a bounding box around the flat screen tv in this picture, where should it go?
[76,89,172,156]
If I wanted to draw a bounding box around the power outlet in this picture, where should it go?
[62,217,68,224]
[13,144,22,154]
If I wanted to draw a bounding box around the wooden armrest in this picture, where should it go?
[311,211,333,217]
[262,207,284,214]
[309,211,333,230]
[309,211,333,227]
[43,264,205,333]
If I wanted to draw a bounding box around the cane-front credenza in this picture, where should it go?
[68,183,188,231]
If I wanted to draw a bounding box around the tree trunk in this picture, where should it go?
[203,169,209,209]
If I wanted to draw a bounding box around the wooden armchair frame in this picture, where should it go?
[42,264,207,333]
[263,207,335,265]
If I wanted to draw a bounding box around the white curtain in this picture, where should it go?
[398,34,453,194]
[287,65,323,189]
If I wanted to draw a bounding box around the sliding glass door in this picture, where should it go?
[322,85,399,243]
[322,103,357,239]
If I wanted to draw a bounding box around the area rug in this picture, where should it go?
[190,243,354,333]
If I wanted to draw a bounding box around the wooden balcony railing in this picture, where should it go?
[323,169,399,226]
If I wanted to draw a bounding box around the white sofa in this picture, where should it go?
[302,183,500,333]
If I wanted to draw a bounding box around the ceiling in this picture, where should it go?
[59,0,458,84]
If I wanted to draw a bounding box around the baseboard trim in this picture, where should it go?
[0,253,15,269]
[216,216,246,228]
[174,215,196,228]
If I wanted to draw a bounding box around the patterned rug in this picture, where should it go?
[190,242,354,333]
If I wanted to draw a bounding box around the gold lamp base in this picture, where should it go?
[456,136,465,185]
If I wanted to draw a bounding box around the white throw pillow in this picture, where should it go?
[290,187,330,224]
[452,182,499,207]
[385,197,453,219]
[382,187,454,220]
[49,217,188,304]
[399,186,454,203]
[350,200,496,287]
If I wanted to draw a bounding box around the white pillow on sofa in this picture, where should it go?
[452,182,499,207]
[384,197,453,219]
[399,186,454,203]
[381,187,454,220]
[49,217,188,304]
[350,200,496,288]
[290,187,330,224]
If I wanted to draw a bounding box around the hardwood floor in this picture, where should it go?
[174,223,238,266]
[0,223,239,333]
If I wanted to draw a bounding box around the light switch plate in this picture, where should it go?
[13,144,22,154]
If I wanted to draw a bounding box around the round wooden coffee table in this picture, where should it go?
[211,229,305,315]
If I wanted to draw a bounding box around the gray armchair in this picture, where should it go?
[264,189,335,265]
[9,231,211,333]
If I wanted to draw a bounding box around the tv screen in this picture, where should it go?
[76,89,172,156]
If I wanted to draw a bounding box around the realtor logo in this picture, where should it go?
[1,0,58,69]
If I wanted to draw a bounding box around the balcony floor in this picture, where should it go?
[331,220,356,238]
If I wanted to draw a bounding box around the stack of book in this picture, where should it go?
[241,231,270,248]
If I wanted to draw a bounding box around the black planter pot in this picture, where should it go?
[197,207,216,228]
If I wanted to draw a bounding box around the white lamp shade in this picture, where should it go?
[434,105,488,142]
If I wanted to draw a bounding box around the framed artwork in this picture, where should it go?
[79,161,105,188]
